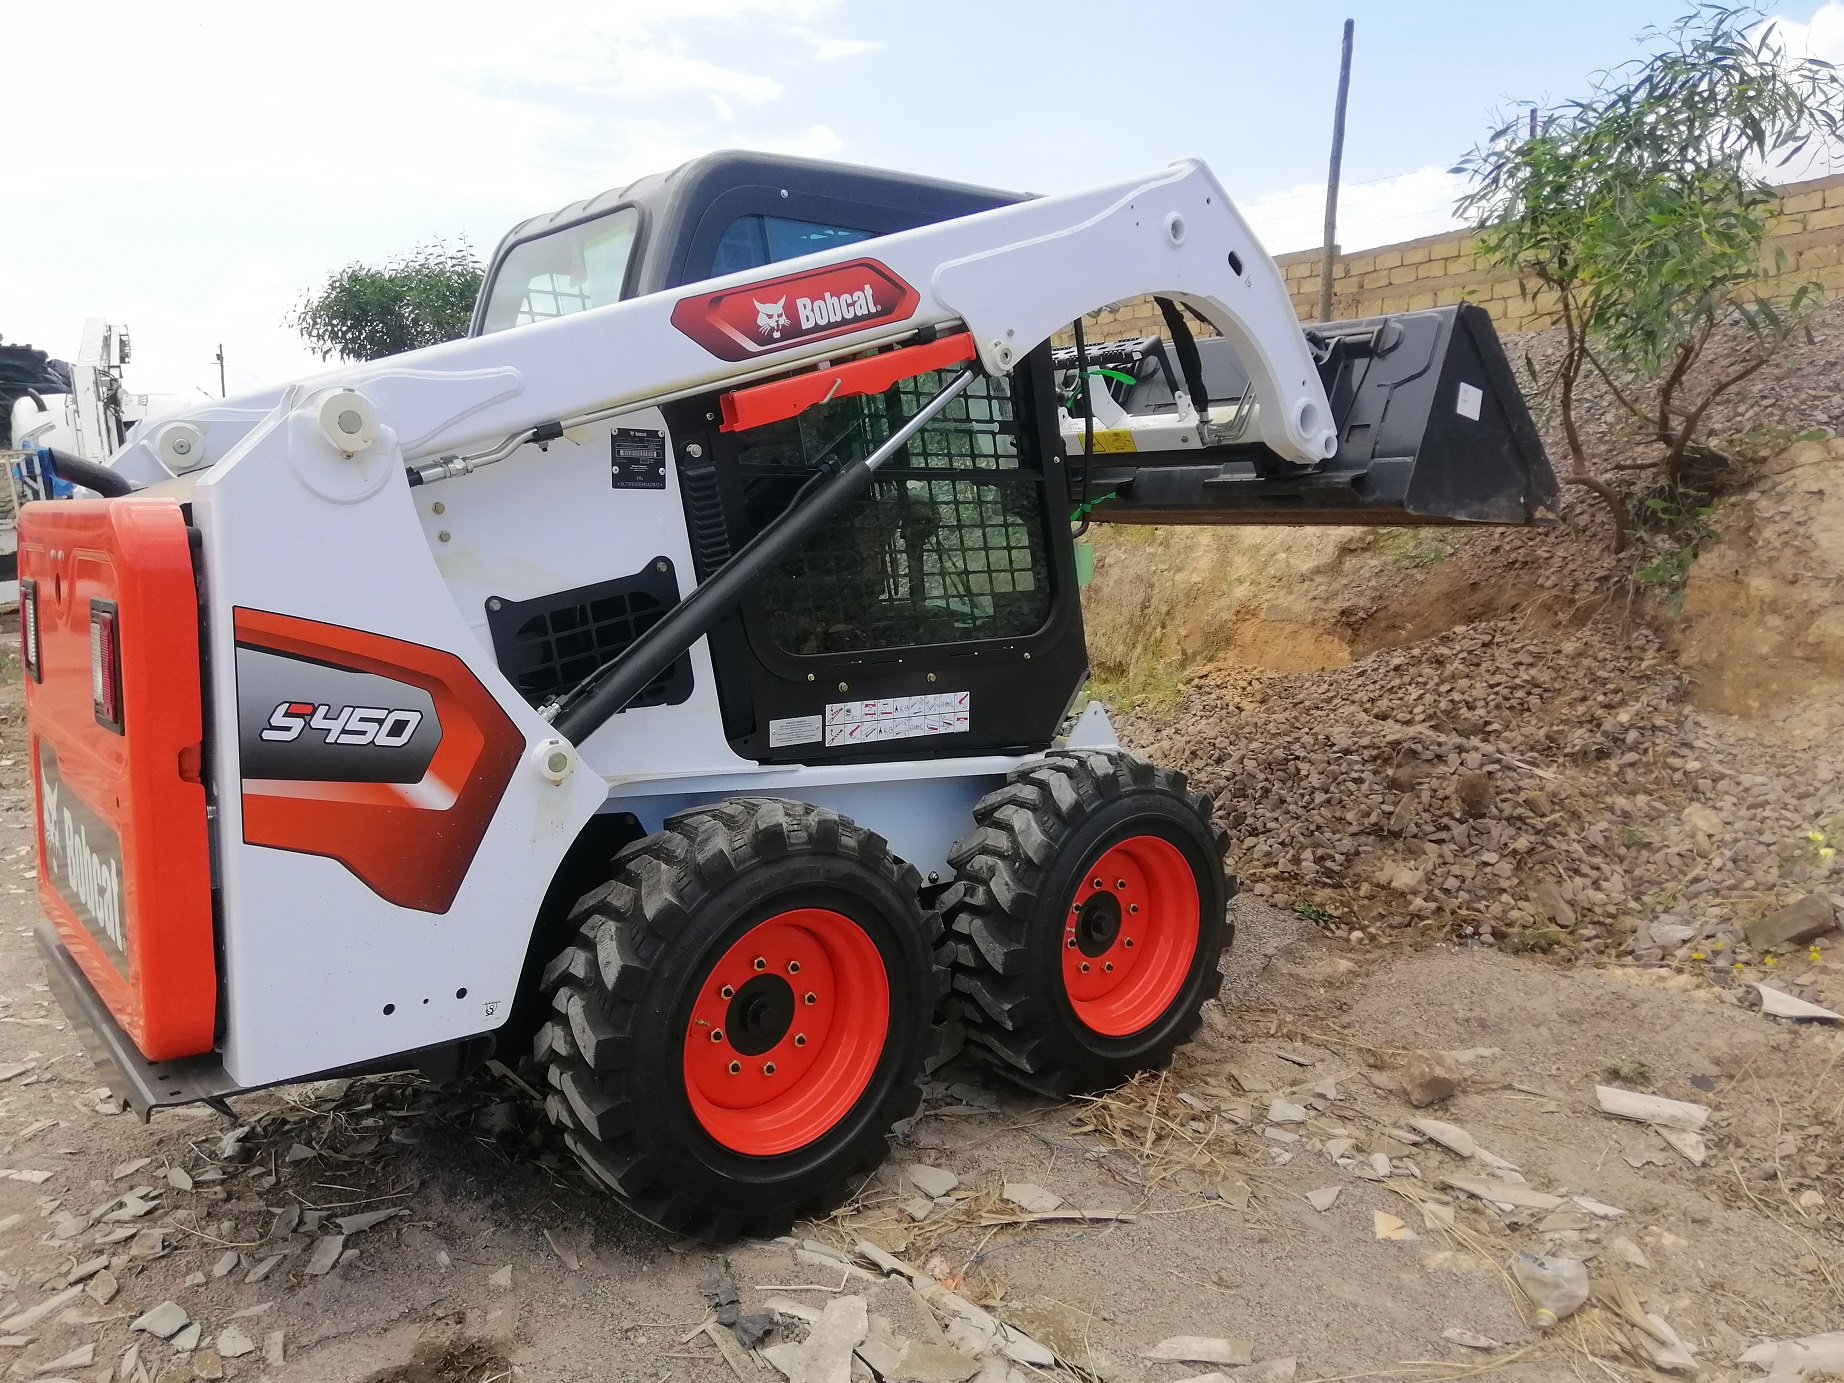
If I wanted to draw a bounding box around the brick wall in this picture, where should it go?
[1080,171,1844,342]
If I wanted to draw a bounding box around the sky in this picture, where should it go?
[8,0,1844,400]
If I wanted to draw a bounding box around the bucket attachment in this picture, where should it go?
[1058,302,1560,527]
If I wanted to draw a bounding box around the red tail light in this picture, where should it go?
[20,579,39,682]
[91,600,123,733]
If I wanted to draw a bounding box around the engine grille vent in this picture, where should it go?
[485,558,693,711]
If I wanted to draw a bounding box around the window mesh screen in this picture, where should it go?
[732,371,1052,656]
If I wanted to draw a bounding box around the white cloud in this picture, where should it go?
[1238,166,1470,258]
[814,38,884,60]
[1,0,855,397]
[1753,4,1844,180]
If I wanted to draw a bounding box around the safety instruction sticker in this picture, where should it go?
[768,714,823,748]
[1455,382,1483,421]
[824,692,970,747]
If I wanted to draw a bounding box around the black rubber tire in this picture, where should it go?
[534,797,942,1241]
[942,748,1232,1096]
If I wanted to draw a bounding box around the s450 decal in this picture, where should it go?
[262,702,425,747]
[236,647,442,784]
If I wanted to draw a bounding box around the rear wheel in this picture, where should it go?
[944,749,1231,1095]
[535,798,940,1240]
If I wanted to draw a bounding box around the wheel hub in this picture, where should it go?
[1074,890,1122,956]
[726,974,795,1055]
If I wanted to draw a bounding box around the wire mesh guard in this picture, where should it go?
[486,563,692,710]
[734,371,1052,656]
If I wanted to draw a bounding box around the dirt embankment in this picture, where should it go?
[1088,311,1844,994]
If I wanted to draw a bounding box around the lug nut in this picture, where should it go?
[721,984,734,998]
[753,957,767,970]
[1080,962,1091,972]
[728,1060,741,1074]
[1129,904,1140,914]
[1104,962,1114,972]
[1092,877,1104,889]
[794,1033,807,1047]
[1065,937,1077,949]
[1117,878,1127,889]
[711,1028,725,1042]
[763,1062,777,1075]
[787,960,801,974]
[1124,937,1135,948]
[804,992,817,1005]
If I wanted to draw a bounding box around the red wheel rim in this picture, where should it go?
[1061,834,1199,1036]
[683,908,889,1156]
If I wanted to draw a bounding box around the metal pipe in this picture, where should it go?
[549,367,977,744]
[1318,19,1356,324]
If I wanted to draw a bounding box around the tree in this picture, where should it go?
[1456,6,1844,550]
[292,240,483,363]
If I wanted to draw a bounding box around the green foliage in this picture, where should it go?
[1634,495,1719,614]
[1374,528,1456,569]
[292,240,483,363]
[1292,901,1337,926]
[1456,7,1844,541]
[1081,654,1188,716]
[1601,1055,1654,1086]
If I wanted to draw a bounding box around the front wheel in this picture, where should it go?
[534,798,940,1240]
[944,749,1231,1095]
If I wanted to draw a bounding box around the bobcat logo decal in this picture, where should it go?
[754,297,790,339]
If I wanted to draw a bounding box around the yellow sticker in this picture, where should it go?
[1087,429,1138,454]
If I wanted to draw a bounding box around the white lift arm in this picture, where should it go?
[111,160,1334,489]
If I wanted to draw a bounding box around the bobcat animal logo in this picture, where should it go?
[755,297,789,339]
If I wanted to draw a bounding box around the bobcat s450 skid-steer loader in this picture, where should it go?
[21,152,1556,1239]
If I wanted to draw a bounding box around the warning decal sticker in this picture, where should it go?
[823,692,970,747]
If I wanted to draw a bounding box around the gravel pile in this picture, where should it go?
[1119,617,1844,974]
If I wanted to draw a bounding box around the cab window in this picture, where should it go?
[479,208,640,334]
[710,216,874,278]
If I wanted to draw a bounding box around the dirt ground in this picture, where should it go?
[1,646,1840,1383]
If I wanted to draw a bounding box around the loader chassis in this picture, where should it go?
[20,151,1557,1235]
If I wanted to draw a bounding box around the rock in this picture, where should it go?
[1611,1236,1651,1269]
[37,1342,94,1371]
[1401,1051,1463,1108]
[1745,893,1839,951]
[1372,1212,1417,1241]
[1,1287,83,1334]
[1408,1118,1476,1157]
[907,1165,959,1198]
[488,1264,512,1288]
[1265,1100,1307,1124]
[171,1322,202,1352]
[1141,1338,1253,1366]
[902,1197,935,1223]
[264,1330,286,1366]
[1682,804,1724,840]
[244,1255,282,1284]
[192,1347,224,1379]
[216,1326,256,1359]
[762,1293,867,1383]
[131,1301,190,1339]
[1442,1329,1501,1349]
[1453,772,1494,819]
[302,1235,346,1276]
[1001,1184,1062,1214]
[210,1250,239,1279]
[1649,923,1696,946]
[882,1340,983,1383]
[336,1207,407,1235]
[85,1270,118,1304]
[1595,1086,1710,1131]
[1757,984,1843,1021]
[1660,1129,1708,1166]
[1235,1360,1296,1383]
[1305,1187,1340,1212]
[1531,882,1576,930]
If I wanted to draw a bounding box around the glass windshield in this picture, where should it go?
[479,208,640,335]
[710,215,874,278]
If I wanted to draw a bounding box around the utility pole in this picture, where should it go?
[1318,18,1356,324]
[215,345,226,399]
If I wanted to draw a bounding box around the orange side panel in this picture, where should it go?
[20,498,215,1061]
[233,609,523,913]
[719,333,978,433]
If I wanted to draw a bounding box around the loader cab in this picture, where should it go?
[472,151,1022,336]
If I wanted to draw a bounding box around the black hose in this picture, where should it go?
[47,449,134,497]
[1072,316,1095,538]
